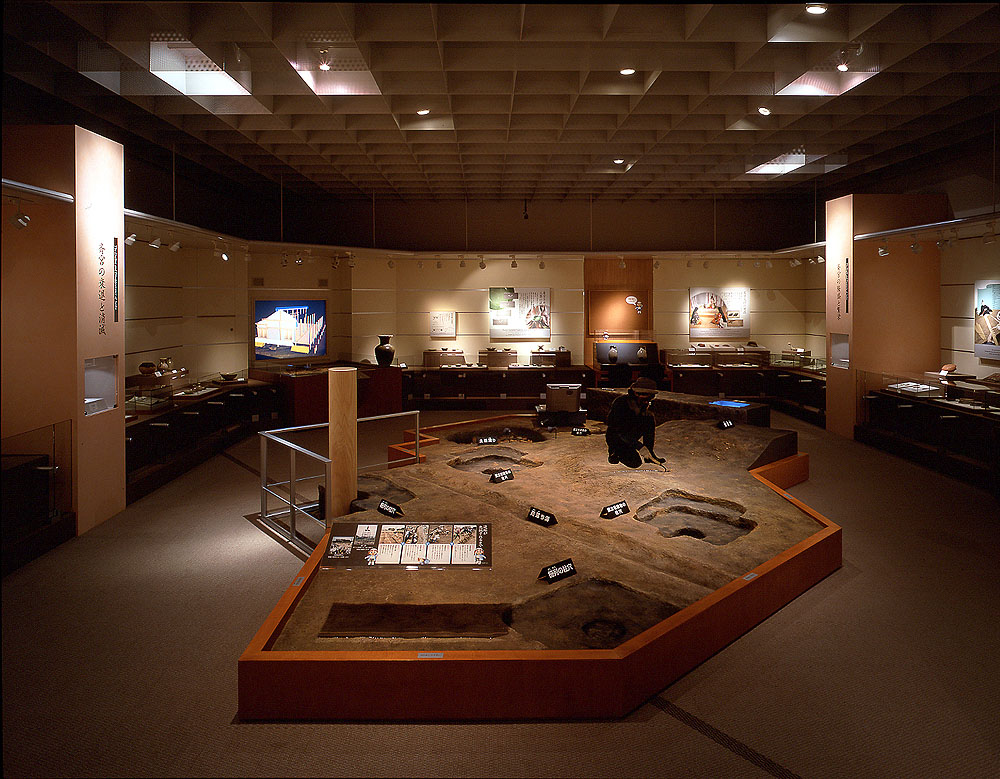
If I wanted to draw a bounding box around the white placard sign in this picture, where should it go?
[489,287,551,340]
[973,279,1000,359]
[689,287,751,339]
[430,310,456,338]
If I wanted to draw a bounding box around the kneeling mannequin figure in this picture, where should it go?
[605,378,666,468]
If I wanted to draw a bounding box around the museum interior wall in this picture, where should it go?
[939,239,1000,377]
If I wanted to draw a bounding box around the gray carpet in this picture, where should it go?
[3,411,999,778]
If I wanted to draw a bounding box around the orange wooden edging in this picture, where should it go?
[239,448,841,721]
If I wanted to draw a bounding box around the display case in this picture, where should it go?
[479,348,518,367]
[857,369,999,490]
[83,355,117,416]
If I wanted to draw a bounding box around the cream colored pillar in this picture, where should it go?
[327,367,358,519]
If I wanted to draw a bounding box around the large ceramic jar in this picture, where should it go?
[608,345,618,364]
[637,346,647,362]
[375,335,395,366]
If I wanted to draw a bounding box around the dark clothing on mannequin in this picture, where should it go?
[606,390,659,469]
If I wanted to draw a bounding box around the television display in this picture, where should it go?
[253,299,327,361]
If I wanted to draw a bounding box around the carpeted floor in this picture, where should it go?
[3,411,999,778]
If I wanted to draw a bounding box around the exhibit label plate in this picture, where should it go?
[600,500,630,519]
[526,507,557,527]
[322,522,491,569]
[489,468,514,483]
[477,435,499,445]
[377,499,405,518]
[538,558,577,583]
[572,427,591,436]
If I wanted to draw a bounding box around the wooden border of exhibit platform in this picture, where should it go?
[238,433,840,721]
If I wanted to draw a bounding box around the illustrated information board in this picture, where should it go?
[973,279,1000,359]
[688,287,750,339]
[489,287,550,340]
[429,310,456,338]
[322,521,492,568]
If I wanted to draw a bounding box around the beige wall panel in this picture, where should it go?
[397,289,489,313]
[125,286,187,319]
[183,342,248,376]
[180,315,243,345]
[750,288,806,312]
[940,284,976,319]
[325,311,353,335]
[352,261,397,288]
[804,313,827,336]
[738,311,806,335]
[940,319,974,352]
[804,288,827,313]
[352,289,397,312]
[939,349,981,377]
[328,289,354,312]
[196,253,241,288]
[195,287,240,317]
[124,246,188,287]
[124,318,185,355]
[939,242,1000,282]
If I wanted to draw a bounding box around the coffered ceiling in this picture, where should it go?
[4,2,999,200]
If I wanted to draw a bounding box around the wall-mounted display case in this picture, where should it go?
[83,355,117,416]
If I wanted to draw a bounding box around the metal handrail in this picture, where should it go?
[257,409,421,554]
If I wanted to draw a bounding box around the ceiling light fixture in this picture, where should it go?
[221,245,230,261]
[538,260,545,269]
[805,3,828,14]
[244,251,251,262]
[754,260,761,268]
[387,259,395,269]
[618,257,626,270]
[416,108,430,116]
[736,259,743,267]
[417,260,423,269]
[295,253,303,265]
[878,240,889,257]
[765,260,773,269]
[347,253,355,269]
[510,255,518,269]
[757,106,771,116]
[281,253,289,267]
[168,241,181,252]
[436,260,443,269]
[703,260,710,269]
[653,260,660,270]
[149,237,162,249]
[984,223,995,244]
[459,257,466,267]
[479,256,486,269]
[817,255,825,263]
[686,259,693,268]
[837,61,849,73]
[317,48,331,71]
[619,68,636,76]
[125,233,137,245]
[909,234,922,254]
[613,158,625,164]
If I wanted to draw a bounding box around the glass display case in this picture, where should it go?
[83,355,117,416]
[663,349,713,368]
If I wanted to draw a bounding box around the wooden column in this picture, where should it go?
[327,367,357,519]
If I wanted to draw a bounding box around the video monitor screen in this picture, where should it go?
[253,299,327,361]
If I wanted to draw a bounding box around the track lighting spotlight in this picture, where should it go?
[459,258,466,267]
[244,251,251,263]
[909,234,921,254]
[511,258,518,269]
[125,233,137,245]
[618,257,626,270]
[318,48,331,71]
[332,258,340,270]
[538,260,546,269]
[479,257,487,269]
[11,208,30,228]
[436,260,443,269]
[281,253,289,267]
[653,260,660,270]
[149,237,162,249]
[736,259,743,267]
[168,241,181,252]
[816,255,825,263]
[348,255,356,269]
[789,259,797,267]
[765,260,773,269]
[295,253,303,265]
[703,260,710,269]
[686,259,693,268]
[757,106,771,116]
[221,249,229,261]
[417,260,424,269]
[754,261,761,268]
[984,224,996,245]
[878,240,889,257]
[387,259,395,269]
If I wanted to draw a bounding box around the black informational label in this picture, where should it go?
[717,419,735,430]
[377,499,404,517]
[477,435,498,445]
[600,500,630,519]
[489,468,514,483]
[526,507,557,527]
[538,558,577,583]
[571,427,591,436]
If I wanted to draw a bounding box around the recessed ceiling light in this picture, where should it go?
[837,62,849,72]
[416,108,430,116]
[758,106,771,116]
[619,68,636,76]
[614,158,625,164]
[805,3,828,14]
[318,62,331,71]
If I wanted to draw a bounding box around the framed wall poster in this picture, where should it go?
[973,279,1000,359]
[689,287,750,339]
[489,287,551,340]
[429,310,456,338]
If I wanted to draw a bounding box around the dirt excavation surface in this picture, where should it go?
[271,418,820,652]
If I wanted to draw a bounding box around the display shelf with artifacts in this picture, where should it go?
[126,378,280,503]
[857,369,999,492]
[238,411,839,721]
[403,365,596,411]
[479,348,519,368]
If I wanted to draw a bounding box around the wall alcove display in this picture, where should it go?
[587,290,651,335]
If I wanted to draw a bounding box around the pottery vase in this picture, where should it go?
[637,346,647,362]
[608,345,618,364]
[375,335,395,366]
[139,362,156,375]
